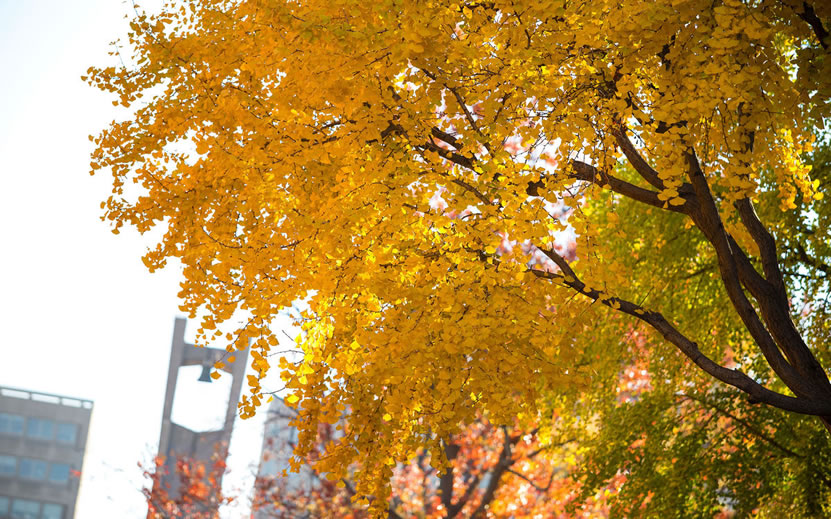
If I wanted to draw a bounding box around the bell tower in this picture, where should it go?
[154,317,248,508]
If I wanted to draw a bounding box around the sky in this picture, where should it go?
[0,1,287,516]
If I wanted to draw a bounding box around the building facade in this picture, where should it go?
[252,397,320,519]
[0,386,92,519]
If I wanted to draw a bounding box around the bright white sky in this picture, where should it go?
[0,1,288,516]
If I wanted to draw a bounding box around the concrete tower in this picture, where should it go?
[154,317,248,509]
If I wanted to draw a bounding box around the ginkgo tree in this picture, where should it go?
[88,0,831,513]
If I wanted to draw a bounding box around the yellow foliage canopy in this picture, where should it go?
[88,0,830,511]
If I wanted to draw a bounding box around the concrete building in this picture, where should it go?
[252,397,319,519]
[0,386,92,519]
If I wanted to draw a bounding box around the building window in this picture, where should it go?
[0,414,23,436]
[47,464,69,485]
[9,499,38,519]
[18,459,47,481]
[0,456,15,477]
[25,419,53,442]
[0,496,9,515]
[40,504,62,519]
[54,424,76,446]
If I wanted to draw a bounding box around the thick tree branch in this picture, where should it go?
[430,127,462,150]
[529,160,691,213]
[529,248,831,416]
[439,439,459,515]
[735,198,785,291]
[799,1,830,51]
[448,471,483,518]
[418,140,476,170]
[612,128,665,191]
[682,150,818,399]
[727,228,831,397]
[724,233,773,300]
[571,161,691,212]
[469,427,515,518]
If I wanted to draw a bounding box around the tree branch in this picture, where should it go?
[448,470,483,518]
[682,150,818,399]
[469,426,515,518]
[677,393,805,459]
[735,198,785,291]
[505,467,555,493]
[612,127,665,191]
[798,1,830,51]
[439,439,459,516]
[529,247,831,416]
[572,161,691,212]
[529,160,691,213]
[420,139,477,170]
[430,127,462,150]
[793,241,831,277]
